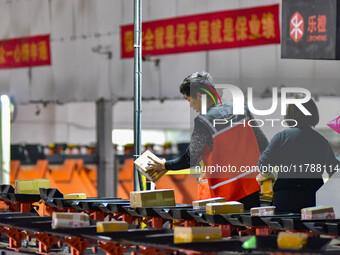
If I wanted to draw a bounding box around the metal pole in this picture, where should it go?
[96,99,115,197]
[133,0,142,191]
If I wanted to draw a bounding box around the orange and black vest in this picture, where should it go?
[197,105,260,201]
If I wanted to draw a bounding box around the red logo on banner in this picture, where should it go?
[290,12,304,42]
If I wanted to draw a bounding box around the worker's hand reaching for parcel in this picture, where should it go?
[256,172,276,185]
[146,156,167,178]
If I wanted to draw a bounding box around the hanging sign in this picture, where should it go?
[0,34,51,69]
[282,0,340,59]
[121,4,280,58]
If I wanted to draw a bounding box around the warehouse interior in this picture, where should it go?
[0,0,340,254]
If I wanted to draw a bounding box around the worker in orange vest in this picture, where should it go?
[147,72,268,209]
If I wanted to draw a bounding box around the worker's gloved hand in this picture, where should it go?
[145,157,167,178]
[256,172,275,185]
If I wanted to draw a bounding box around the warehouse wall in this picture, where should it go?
[11,99,191,145]
[11,96,340,147]
[1,0,340,104]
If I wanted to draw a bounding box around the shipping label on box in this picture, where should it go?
[206,202,244,215]
[52,212,90,229]
[130,189,175,208]
[192,197,226,210]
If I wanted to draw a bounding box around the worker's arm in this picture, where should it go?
[256,132,282,183]
[146,120,211,176]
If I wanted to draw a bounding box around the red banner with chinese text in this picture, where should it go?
[121,4,280,58]
[0,34,51,69]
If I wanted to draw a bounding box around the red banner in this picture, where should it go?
[121,4,280,58]
[0,34,51,69]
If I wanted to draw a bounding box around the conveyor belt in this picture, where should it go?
[0,211,336,254]
[98,201,130,213]
[261,214,308,230]
[122,204,191,217]
[121,232,245,253]
[0,193,41,203]
[303,219,340,235]
[153,206,194,220]
[0,187,339,254]
[243,235,333,254]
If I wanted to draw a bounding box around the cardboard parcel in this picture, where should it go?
[134,150,167,182]
[130,189,176,208]
[52,212,90,229]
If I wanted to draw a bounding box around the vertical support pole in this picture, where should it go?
[0,95,11,185]
[96,99,115,197]
[133,0,143,191]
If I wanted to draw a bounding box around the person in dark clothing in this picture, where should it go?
[147,71,269,209]
[257,97,340,213]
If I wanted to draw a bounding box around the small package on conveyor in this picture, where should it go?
[206,201,244,215]
[250,206,275,216]
[52,212,90,229]
[97,221,128,232]
[174,226,222,243]
[301,206,335,220]
[64,193,87,199]
[130,189,175,208]
[134,150,167,182]
[277,232,308,249]
[192,197,226,210]
[15,179,50,194]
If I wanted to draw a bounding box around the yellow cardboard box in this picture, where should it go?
[130,189,175,208]
[206,202,244,215]
[277,232,308,249]
[192,197,226,210]
[15,179,50,194]
[97,221,128,232]
[174,227,221,243]
[64,193,87,199]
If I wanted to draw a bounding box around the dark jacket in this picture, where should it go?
[258,127,340,213]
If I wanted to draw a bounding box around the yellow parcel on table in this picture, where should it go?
[15,179,50,194]
[130,189,175,208]
[206,201,244,215]
[174,227,222,243]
